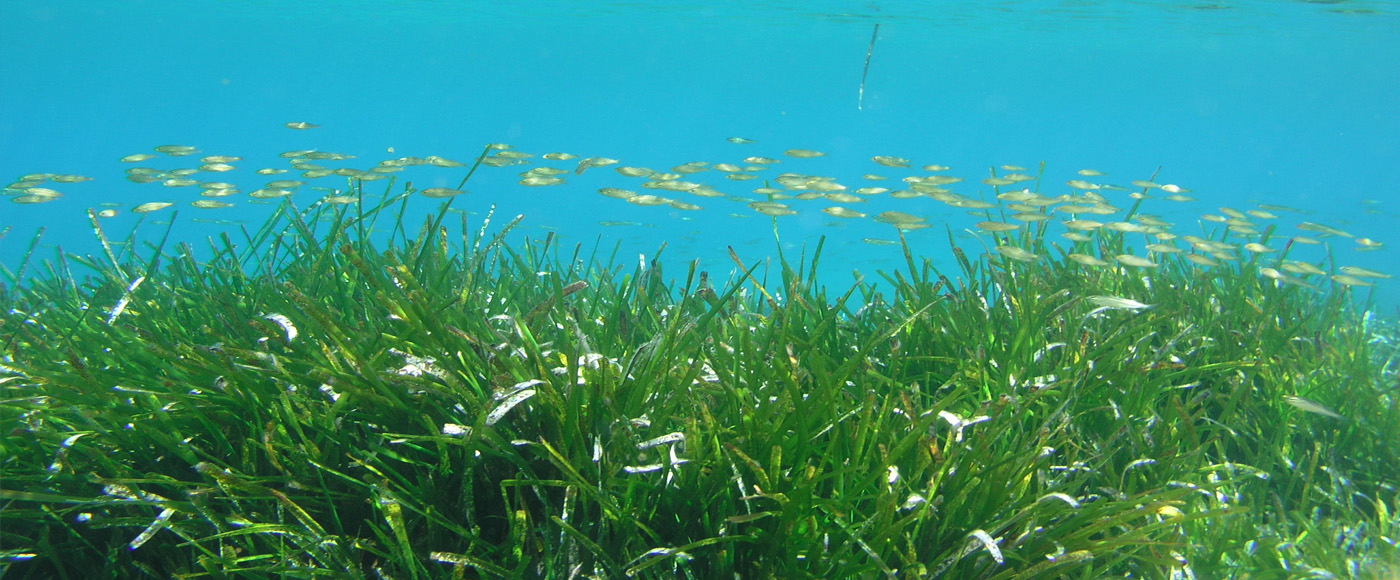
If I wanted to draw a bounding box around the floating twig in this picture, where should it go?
[858,23,880,110]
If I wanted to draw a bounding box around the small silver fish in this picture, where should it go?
[1283,395,1342,419]
[1087,295,1152,310]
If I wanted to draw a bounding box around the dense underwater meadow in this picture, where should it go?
[1,135,1398,578]
[3,0,1400,578]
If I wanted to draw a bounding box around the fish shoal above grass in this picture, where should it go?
[5,124,1389,293]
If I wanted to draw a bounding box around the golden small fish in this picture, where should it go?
[11,194,60,204]
[132,201,174,213]
[1354,238,1383,250]
[1063,220,1104,231]
[822,206,866,218]
[749,201,796,216]
[1184,254,1219,267]
[1296,221,1352,238]
[427,156,465,167]
[628,194,673,206]
[1280,261,1326,276]
[918,175,962,186]
[873,211,923,225]
[672,162,708,174]
[994,245,1038,262]
[1338,266,1390,279]
[975,221,1020,232]
[519,175,565,186]
[1331,274,1373,287]
[574,157,618,174]
[155,144,198,155]
[1259,268,1319,290]
[1067,254,1110,267]
[599,188,636,199]
[420,188,465,198]
[825,193,863,203]
[1114,254,1158,268]
[190,200,233,209]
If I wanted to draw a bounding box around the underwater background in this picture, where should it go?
[6,2,1400,577]
[2,0,1397,309]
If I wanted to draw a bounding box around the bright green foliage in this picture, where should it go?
[1,181,1397,578]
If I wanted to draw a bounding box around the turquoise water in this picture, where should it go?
[2,0,1397,307]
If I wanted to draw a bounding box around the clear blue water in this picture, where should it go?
[2,0,1398,308]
